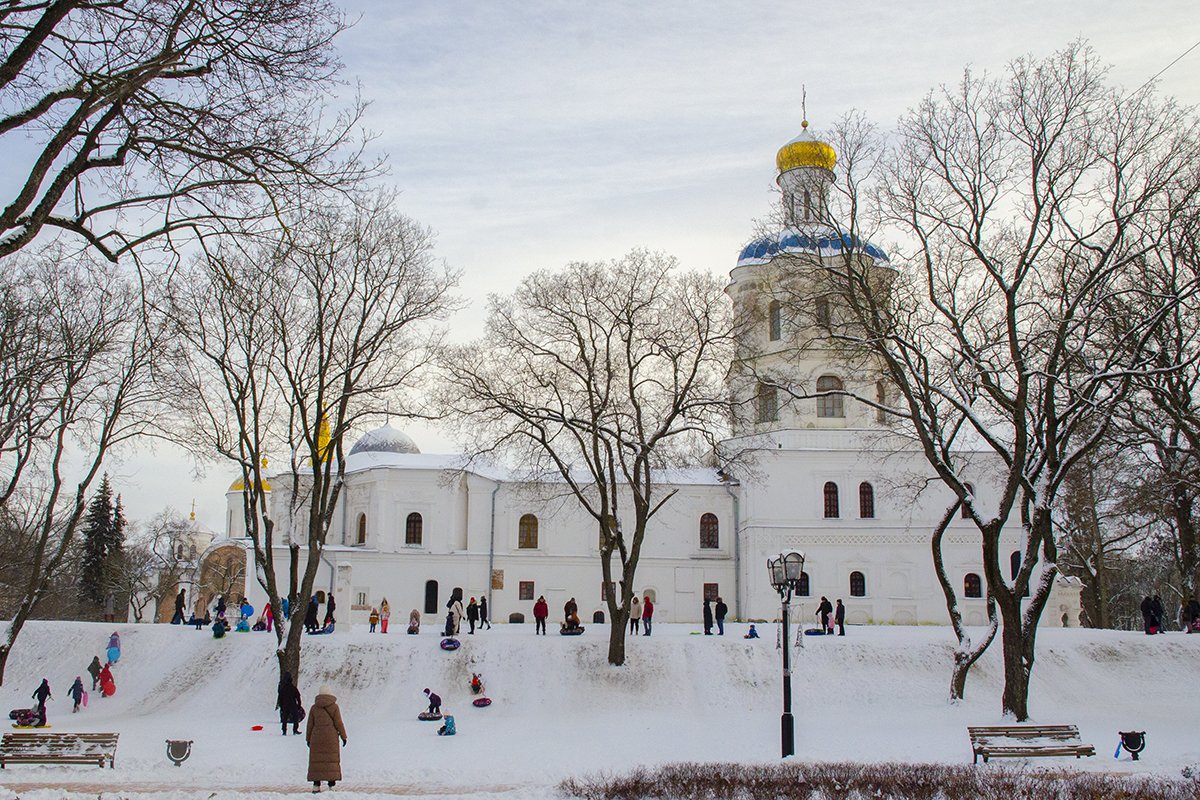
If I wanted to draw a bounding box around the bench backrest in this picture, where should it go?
[1,733,119,752]
[969,725,1081,742]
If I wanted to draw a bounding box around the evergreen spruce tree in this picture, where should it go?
[78,475,116,611]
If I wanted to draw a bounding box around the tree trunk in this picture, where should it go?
[997,609,1032,720]
[949,596,998,701]
[607,609,628,666]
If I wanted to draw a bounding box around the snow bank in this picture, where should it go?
[0,621,1196,798]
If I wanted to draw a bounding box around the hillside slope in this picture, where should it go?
[0,621,1195,793]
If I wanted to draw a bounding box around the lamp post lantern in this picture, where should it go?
[767,550,805,758]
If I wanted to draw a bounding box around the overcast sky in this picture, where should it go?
[113,1,1200,531]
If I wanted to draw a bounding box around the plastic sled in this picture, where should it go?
[11,724,50,729]
[559,626,585,636]
[417,711,443,721]
[803,628,826,636]
[440,638,460,650]
[472,697,492,708]
[82,691,88,708]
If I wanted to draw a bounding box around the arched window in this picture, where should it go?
[798,571,810,597]
[1010,550,1021,579]
[768,300,782,342]
[823,481,840,519]
[423,580,438,614]
[815,297,831,327]
[405,512,423,545]
[964,573,982,598]
[757,382,778,423]
[859,482,875,519]
[816,375,844,418]
[850,571,866,597]
[699,513,719,549]
[356,513,367,545]
[518,514,538,549]
[961,483,975,519]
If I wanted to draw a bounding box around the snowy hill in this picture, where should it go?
[0,620,1196,798]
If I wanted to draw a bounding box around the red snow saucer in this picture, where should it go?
[251,725,264,731]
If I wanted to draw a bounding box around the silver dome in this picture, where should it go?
[348,424,420,456]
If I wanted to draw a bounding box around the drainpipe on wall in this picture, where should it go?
[487,478,501,618]
[724,481,741,621]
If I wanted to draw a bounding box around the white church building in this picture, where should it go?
[209,124,1082,631]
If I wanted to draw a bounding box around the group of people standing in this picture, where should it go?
[440,589,492,636]
[816,596,846,636]
[1141,594,1200,634]
[701,597,728,635]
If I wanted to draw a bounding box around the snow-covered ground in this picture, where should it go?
[0,620,1196,800]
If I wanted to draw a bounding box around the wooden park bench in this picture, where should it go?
[968,724,1095,764]
[0,732,119,768]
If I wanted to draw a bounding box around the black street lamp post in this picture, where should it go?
[767,550,806,758]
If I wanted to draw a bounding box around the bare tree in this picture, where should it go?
[0,249,160,684]
[442,251,739,666]
[769,44,1200,718]
[165,191,456,681]
[0,0,373,264]
[1054,445,1155,627]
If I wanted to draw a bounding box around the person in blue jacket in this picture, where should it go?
[437,713,456,736]
[69,677,85,713]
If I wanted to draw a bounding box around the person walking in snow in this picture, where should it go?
[533,596,548,635]
[380,598,390,634]
[1151,595,1164,633]
[470,594,484,633]
[835,599,846,636]
[368,608,379,633]
[277,671,303,735]
[817,596,833,633]
[629,596,642,635]
[306,685,347,792]
[172,589,187,624]
[466,597,480,634]
[69,676,85,713]
[1140,595,1155,634]
[702,598,714,635]
[423,688,442,716]
[324,594,337,626]
[31,679,51,726]
[715,597,728,636]
[642,595,655,636]
[87,656,102,690]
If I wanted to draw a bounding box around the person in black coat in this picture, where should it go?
[564,597,578,625]
[324,594,336,626]
[172,589,186,624]
[702,598,714,635]
[714,597,728,635]
[305,596,320,633]
[276,671,303,735]
[817,596,833,633]
[466,598,480,634]
[835,599,846,636]
[1140,595,1155,634]
[1187,597,1200,632]
[216,595,227,619]
[1151,595,1165,633]
[479,595,491,630]
[31,679,51,727]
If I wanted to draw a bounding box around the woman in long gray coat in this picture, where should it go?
[306,685,347,792]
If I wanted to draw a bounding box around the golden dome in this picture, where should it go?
[228,476,272,492]
[776,121,836,173]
